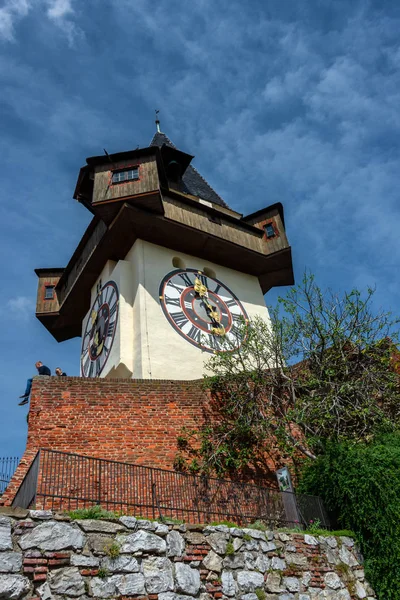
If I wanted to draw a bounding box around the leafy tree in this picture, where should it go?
[175,273,400,476]
[299,435,400,599]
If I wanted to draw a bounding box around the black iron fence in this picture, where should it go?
[0,456,19,496]
[13,449,329,529]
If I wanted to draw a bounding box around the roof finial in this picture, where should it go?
[155,109,161,133]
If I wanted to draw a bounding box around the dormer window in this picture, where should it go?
[44,285,55,300]
[112,167,139,184]
[264,222,276,238]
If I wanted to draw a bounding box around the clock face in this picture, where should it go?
[159,268,248,353]
[81,280,119,377]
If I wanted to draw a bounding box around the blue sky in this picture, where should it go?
[0,0,400,457]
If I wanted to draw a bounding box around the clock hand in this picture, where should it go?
[194,277,208,298]
[194,276,225,337]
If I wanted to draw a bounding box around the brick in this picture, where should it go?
[1,377,288,517]
[23,558,48,565]
[48,559,70,566]
[34,567,48,573]
[33,573,47,582]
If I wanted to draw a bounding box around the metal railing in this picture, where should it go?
[13,449,329,528]
[0,456,20,496]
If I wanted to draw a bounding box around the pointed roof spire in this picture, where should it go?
[155,109,161,133]
[149,126,229,209]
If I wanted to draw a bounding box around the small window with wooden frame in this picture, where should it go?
[264,220,278,239]
[111,165,140,185]
[44,285,55,300]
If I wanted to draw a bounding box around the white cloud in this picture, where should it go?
[46,0,72,20]
[0,0,31,41]
[45,0,81,46]
[5,296,33,321]
[0,0,81,45]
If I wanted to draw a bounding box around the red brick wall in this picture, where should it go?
[2,376,287,507]
[28,376,206,466]
[2,376,209,506]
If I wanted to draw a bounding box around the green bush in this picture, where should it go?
[299,433,400,599]
[68,505,119,520]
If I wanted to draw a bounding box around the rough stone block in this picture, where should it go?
[0,574,30,599]
[19,522,84,551]
[0,517,12,551]
[175,561,201,595]
[76,519,125,534]
[48,566,85,596]
[166,530,185,557]
[206,532,229,555]
[143,556,173,593]
[117,530,166,554]
[203,549,223,572]
[29,511,53,520]
[0,552,23,573]
[236,570,264,593]
[221,570,236,597]
[119,516,137,529]
[70,553,100,567]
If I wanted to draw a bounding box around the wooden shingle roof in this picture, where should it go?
[150,131,229,209]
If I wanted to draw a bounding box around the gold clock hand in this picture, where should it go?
[194,277,208,298]
[211,325,225,336]
[194,276,224,334]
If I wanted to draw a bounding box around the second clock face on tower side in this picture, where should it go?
[80,280,119,377]
[159,268,248,353]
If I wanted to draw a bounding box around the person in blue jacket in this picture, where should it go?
[18,361,51,405]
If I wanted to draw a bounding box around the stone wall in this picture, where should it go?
[0,507,375,600]
[2,377,289,506]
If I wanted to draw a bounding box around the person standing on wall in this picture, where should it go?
[55,367,67,376]
[18,361,51,405]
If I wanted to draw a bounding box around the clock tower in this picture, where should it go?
[35,125,294,379]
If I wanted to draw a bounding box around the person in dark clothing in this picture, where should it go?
[19,361,51,405]
[55,367,67,376]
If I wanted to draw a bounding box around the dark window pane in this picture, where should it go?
[265,223,275,238]
[45,286,54,300]
[112,167,139,184]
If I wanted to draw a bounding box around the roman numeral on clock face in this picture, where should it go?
[81,280,119,377]
[95,360,101,376]
[171,311,189,328]
[225,297,237,308]
[197,273,208,286]
[229,323,242,338]
[232,313,243,323]
[106,321,116,338]
[213,283,222,295]
[159,269,249,354]
[165,295,181,307]
[179,272,194,287]
[188,325,202,344]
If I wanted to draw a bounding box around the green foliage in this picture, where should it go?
[299,434,400,599]
[174,273,400,475]
[97,567,110,579]
[246,520,268,531]
[335,562,350,577]
[210,520,238,527]
[243,533,252,541]
[106,542,121,559]
[225,541,235,556]
[68,505,119,520]
[305,518,321,534]
[255,589,266,600]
